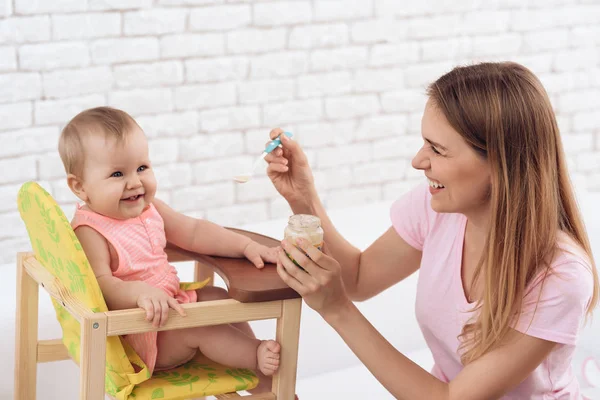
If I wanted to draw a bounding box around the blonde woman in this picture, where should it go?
[266,62,599,399]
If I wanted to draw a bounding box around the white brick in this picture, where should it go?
[0,103,32,131]
[15,0,85,14]
[159,0,221,4]
[354,68,405,92]
[353,159,408,185]
[49,178,78,203]
[314,0,372,21]
[0,0,10,17]
[471,34,522,57]
[239,79,295,104]
[573,112,600,132]
[114,62,182,88]
[510,9,565,32]
[561,133,595,154]
[35,95,105,125]
[269,197,292,220]
[511,54,554,75]
[404,62,454,89]
[264,100,323,126]
[124,9,187,35]
[0,156,36,184]
[254,2,312,26]
[186,57,248,83]
[310,47,368,72]
[575,153,600,173]
[407,113,422,134]
[236,176,279,202]
[0,17,50,44]
[522,29,569,52]
[293,120,356,148]
[52,13,121,40]
[383,179,420,201]
[381,90,427,113]
[421,38,471,62]
[405,160,423,178]
[180,132,244,161]
[192,156,252,184]
[20,42,89,71]
[570,26,600,48]
[461,11,510,35]
[205,202,269,227]
[189,5,251,31]
[171,183,234,211]
[297,72,352,98]
[245,128,288,153]
[92,38,159,64]
[0,127,59,158]
[200,106,261,131]
[0,238,32,264]
[556,115,571,135]
[554,49,599,72]
[372,135,422,159]
[0,212,27,239]
[351,19,406,44]
[538,72,591,95]
[0,47,16,71]
[38,153,66,180]
[0,183,22,212]
[154,163,192,190]
[250,52,308,78]
[148,138,178,165]
[43,67,113,99]
[289,24,348,49]
[313,166,353,192]
[136,112,199,138]
[325,95,380,119]
[89,0,154,10]
[355,115,408,141]
[407,16,462,39]
[317,143,371,168]
[227,29,286,54]
[557,90,600,114]
[369,43,420,67]
[0,73,41,103]
[376,0,477,17]
[324,186,380,209]
[175,83,235,110]
[160,34,224,58]
[109,89,173,116]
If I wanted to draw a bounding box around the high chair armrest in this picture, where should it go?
[21,253,94,321]
[105,298,283,336]
[165,228,300,303]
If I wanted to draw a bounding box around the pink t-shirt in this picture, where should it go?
[390,183,594,399]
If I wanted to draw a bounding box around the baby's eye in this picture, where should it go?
[138,165,148,172]
[111,171,123,178]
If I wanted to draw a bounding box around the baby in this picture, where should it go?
[58,106,281,385]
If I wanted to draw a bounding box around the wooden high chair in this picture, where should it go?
[14,182,301,400]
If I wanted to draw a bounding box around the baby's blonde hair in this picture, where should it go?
[58,107,139,177]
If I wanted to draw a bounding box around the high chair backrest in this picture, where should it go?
[17,182,151,399]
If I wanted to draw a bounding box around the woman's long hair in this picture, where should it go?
[427,62,599,364]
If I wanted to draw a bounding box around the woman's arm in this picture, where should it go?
[278,239,556,400]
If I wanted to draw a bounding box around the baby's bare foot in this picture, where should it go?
[257,340,280,376]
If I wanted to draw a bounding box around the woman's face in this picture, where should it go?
[412,99,491,215]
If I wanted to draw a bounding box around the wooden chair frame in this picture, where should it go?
[14,232,302,400]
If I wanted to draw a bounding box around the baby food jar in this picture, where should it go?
[284,214,324,267]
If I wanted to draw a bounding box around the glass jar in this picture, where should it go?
[284,214,324,267]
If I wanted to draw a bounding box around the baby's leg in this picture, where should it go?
[155,324,280,376]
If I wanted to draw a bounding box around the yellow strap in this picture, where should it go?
[179,277,211,291]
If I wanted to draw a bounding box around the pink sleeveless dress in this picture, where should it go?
[72,203,198,374]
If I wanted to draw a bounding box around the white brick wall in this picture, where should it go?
[1,1,599,264]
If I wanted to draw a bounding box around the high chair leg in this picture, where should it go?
[15,252,39,400]
[272,298,302,400]
[79,314,107,400]
[194,260,215,286]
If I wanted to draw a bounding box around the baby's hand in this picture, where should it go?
[136,285,186,328]
[243,241,280,269]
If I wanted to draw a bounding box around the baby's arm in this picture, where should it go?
[154,198,277,268]
[75,225,185,326]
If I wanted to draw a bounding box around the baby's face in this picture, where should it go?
[79,127,157,220]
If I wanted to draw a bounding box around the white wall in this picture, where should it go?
[1,0,600,264]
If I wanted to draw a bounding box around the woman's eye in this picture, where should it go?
[138,165,148,172]
[430,145,441,155]
[111,171,123,178]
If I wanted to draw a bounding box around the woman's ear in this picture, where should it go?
[67,174,88,202]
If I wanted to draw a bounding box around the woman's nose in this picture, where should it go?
[411,146,430,170]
